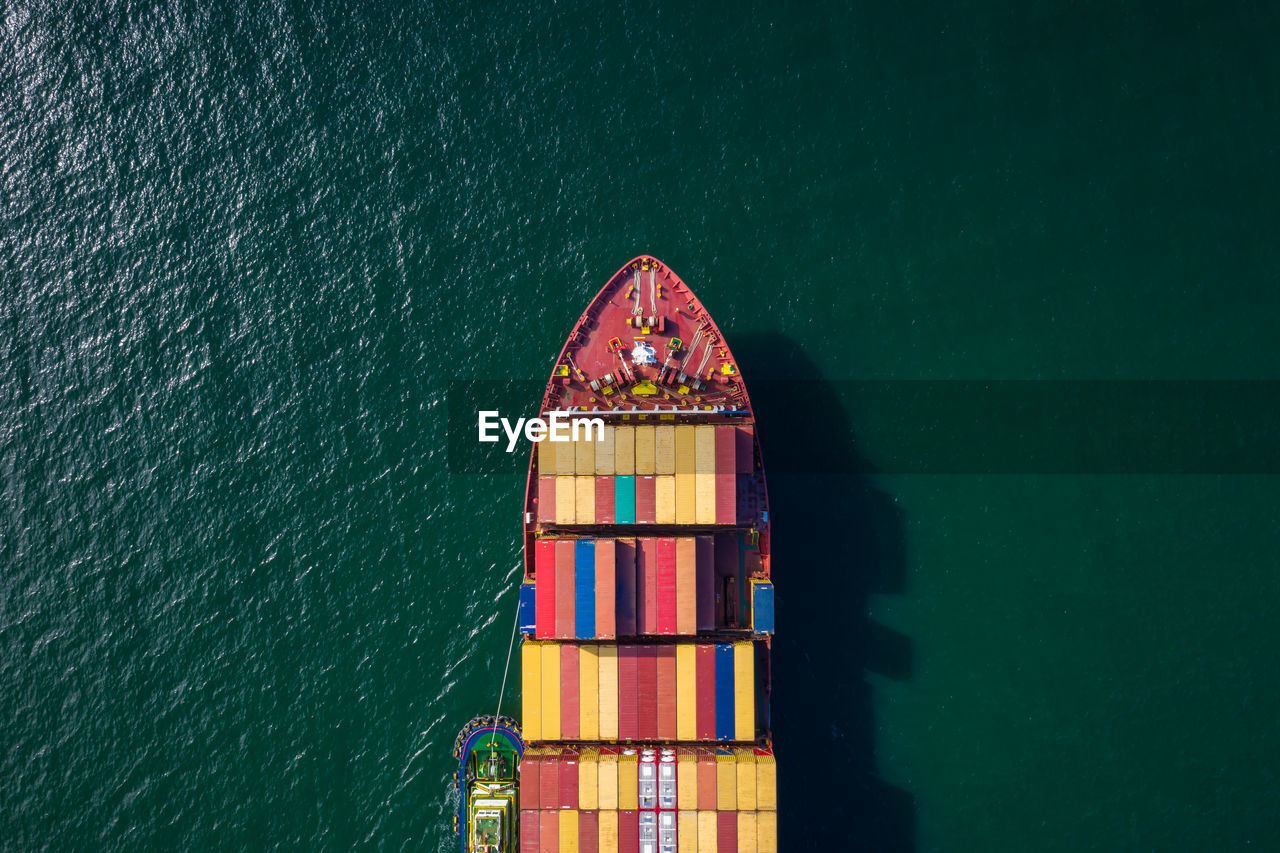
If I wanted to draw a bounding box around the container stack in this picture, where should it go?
[521,421,775,853]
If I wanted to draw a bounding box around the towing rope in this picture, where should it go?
[485,585,522,747]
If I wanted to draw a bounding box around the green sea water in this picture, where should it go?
[3,1,1278,850]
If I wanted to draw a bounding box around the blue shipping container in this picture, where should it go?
[519,583,537,634]
[575,538,596,638]
[751,581,775,635]
[714,643,736,740]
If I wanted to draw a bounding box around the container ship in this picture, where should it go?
[457,256,776,852]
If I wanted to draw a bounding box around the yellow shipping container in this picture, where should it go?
[579,645,600,740]
[678,810,698,853]
[694,425,716,473]
[674,425,696,474]
[618,753,639,809]
[578,750,599,810]
[537,435,555,475]
[655,475,676,524]
[716,755,737,810]
[738,812,758,853]
[734,642,755,740]
[599,810,620,853]
[521,642,542,742]
[694,473,715,524]
[575,476,595,524]
[555,475,575,524]
[655,425,676,474]
[614,426,635,475]
[541,642,561,740]
[676,645,697,741]
[675,473,696,524]
[558,809,578,852]
[677,753,698,809]
[555,437,577,475]
[757,811,778,853]
[736,752,757,810]
[595,426,615,474]
[697,811,717,853]
[598,645,619,740]
[756,756,777,810]
[634,425,656,475]
[575,430,595,474]
[598,754,619,810]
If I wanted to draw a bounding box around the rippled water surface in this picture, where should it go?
[3,1,1278,850]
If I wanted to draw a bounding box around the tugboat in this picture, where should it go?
[452,715,522,853]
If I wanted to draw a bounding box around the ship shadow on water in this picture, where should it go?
[735,333,916,853]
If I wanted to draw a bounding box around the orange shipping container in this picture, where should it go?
[655,475,676,524]
[540,642,561,740]
[558,809,578,853]
[656,647,677,740]
[655,425,676,474]
[598,646,619,740]
[522,642,542,742]
[675,473,696,524]
[675,538,697,634]
[594,539,616,640]
[697,757,717,809]
[537,476,556,524]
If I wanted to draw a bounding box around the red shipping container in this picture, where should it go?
[656,646,677,740]
[555,539,575,639]
[520,754,540,805]
[695,536,715,632]
[714,425,736,474]
[638,538,658,634]
[656,538,677,635]
[697,757,718,808]
[578,810,600,853]
[521,810,540,853]
[560,645,580,740]
[539,809,558,853]
[618,810,640,853]
[714,472,735,525]
[695,645,716,740]
[735,425,754,473]
[635,475,657,524]
[618,645,640,740]
[615,539,637,636]
[535,539,556,639]
[537,476,556,524]
[594,539,617,639]
[559,756,579,809]
[595,475,615,524]
[637,647,658,741]
[717,810,738,852]
[540,760,559,809]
